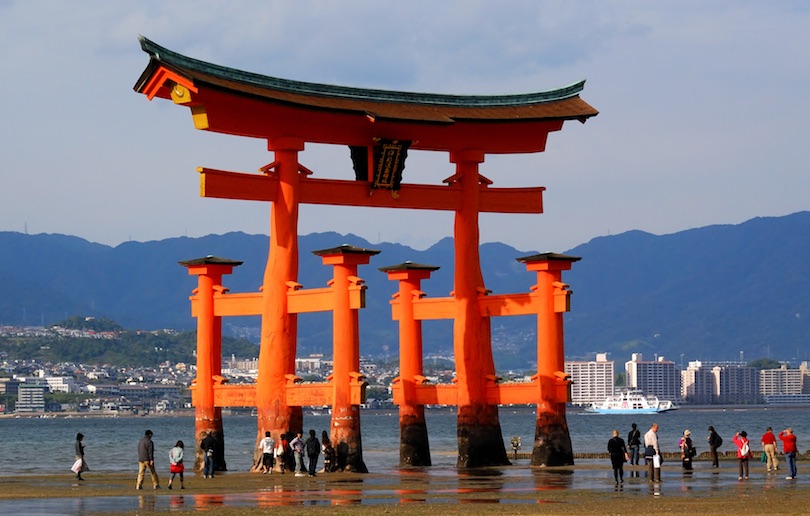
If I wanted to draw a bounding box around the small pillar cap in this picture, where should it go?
[312,243,380,257]
[179,255,243,267]
[516,252,581,264]
[379,261,440,273]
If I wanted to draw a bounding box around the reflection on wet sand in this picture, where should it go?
[1,462,806,512]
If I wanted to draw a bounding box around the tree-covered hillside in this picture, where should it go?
[0,317,258,367]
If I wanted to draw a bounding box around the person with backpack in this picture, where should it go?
[707,426,723,468]
[305,429,321,477]
[627,423,642,465]
[679,429,696,471]
[733,430,753,480]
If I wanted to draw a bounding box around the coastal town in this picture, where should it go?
[1,324,807,416]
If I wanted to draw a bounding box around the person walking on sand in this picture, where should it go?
[733,431,752,480]
[201,431,217,479]
[136,430,161,490]
[707,426,723,468]
[168,440,185,490]
[258,431,275,474]
[305,429,321,477]
[290,431,305,477]
[72,432,89,481]
[761,427,779,472]
[644,423,662,482]
[778,428,798,480]
[607,429,629,485]
[627,423,641,466]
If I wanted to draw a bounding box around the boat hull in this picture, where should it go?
[587,406,676,415]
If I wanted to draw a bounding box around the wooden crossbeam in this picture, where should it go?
[208,382,366,407]
[391,381,550,406]
[199,167,544,214]
[390,292,542,321]
[189,287,365,317]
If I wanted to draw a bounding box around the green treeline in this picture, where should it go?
[0,320,258,368]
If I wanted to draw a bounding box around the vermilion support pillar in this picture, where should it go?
[518,253,580,466]
[380,262,439,467]
[450,150,509,467]
[256,138,305,459]
[314,244,379,473]
[180,256,242,471]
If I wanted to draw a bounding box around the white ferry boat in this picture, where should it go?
[587,390,677,414]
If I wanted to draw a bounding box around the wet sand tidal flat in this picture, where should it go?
[0,460,806,515]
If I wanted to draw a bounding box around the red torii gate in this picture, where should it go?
[134,37,598,469]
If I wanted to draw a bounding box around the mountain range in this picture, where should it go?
[1,211,808,369]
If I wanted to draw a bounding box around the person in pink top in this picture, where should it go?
[761,427,779,472]
[778,428,798,480]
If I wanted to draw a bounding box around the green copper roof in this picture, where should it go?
[139,36,587,108]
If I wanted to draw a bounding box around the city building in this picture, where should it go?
[681,361,717,404]
[680,360,760,405]
[760,362,810,404]
[714,365,760,404]
[565,353,614,406]
[16,383,47,413]
[43,376,79,394]
[625,353,680,401]
[0,378,20,395]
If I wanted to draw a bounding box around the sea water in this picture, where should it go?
[3,405,807,476]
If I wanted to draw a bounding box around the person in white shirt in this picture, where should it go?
[258,431,276,474]
[644,423,661,482]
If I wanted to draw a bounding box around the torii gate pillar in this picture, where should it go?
[519,253,580,466]
[180,256,243,471]
[313,245,379,473]
[256,138,305,451]
[380,262,439,467]
[451,150,510,467]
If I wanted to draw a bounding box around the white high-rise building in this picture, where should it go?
[681,361,717,404]
[565,353,614,406]
[625,353,680,401]
[715,365,760,404]
[760,363,810,403]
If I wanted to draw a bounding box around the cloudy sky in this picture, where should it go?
[2,1,808,253]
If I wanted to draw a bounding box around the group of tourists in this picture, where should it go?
[258,429,337,477]
[608,422,800,484]
[71,427,344,489]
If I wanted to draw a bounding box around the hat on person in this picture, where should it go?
[684,429,691,436]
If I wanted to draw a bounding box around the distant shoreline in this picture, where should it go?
[3,403,809,420]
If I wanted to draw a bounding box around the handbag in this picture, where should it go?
[644,445,656,458]
[71,459,83,474]
[761,451,767,463]
[170,462,185,473]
